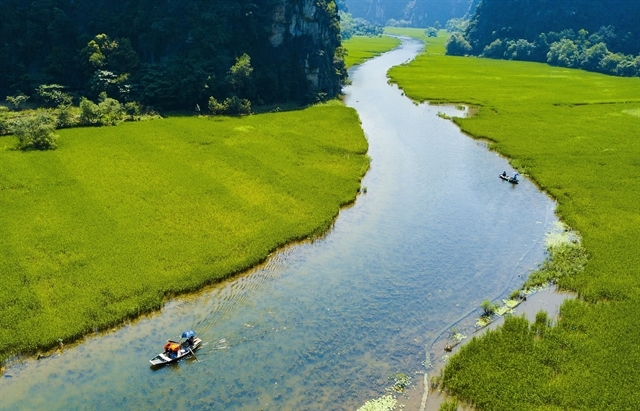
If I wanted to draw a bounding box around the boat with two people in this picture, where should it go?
[500,171,519,184]
[149,330,202,366]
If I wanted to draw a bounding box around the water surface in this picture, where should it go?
[0,37,556,410]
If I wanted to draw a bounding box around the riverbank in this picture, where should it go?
[389,32,640,409]
[342,36,401,68]
[0,102,369,366]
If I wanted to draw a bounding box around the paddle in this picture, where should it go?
[189,347,199,363]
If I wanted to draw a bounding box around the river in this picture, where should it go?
[0,37,557,410]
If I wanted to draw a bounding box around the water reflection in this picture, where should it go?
[0,38,556,410]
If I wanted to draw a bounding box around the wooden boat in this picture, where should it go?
[499,174,519,184]
[149,330,202,366]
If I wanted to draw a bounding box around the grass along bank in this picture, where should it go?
[342,36,401,68]
[389,33,640,409]
[0,102,369,365]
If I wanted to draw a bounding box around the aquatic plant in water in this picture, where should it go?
[357,394,398,411]
[389,373,412,393]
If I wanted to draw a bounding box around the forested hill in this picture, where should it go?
[466,0,640,56]
[0,0,345,110]
[345,0,479,27]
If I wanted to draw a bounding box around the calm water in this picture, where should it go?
[0,38,556,410]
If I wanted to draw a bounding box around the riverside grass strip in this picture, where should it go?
[342,35,401,68]
[389,33,640,409]
[0,102,369,364]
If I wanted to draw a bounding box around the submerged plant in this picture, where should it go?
[389,373,412,392]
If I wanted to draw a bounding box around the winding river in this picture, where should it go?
[0,37,557,410]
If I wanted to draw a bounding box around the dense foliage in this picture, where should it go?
[0,0,345,110]
[448,0,640,77]
[345,0,478,27]
[0,103,369,364]
[339,10,384,40]
[390,33,640,410]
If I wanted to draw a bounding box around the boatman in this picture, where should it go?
[513,172,519,180]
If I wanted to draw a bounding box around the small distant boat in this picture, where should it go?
[499,173,519,184]
[149,330,202,366]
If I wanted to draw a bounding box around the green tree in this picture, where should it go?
[547,39,580,68]
[6,94,30,111]
[228,54,254,99]
[581,42,609,71]
[35,84,72,108]
[12,112,58,150]
[446,33,472,56]
[208,96,227,115]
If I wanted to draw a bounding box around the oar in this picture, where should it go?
[189,347,199,362]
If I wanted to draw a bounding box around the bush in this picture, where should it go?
[481,299,498,316]
[224,95,251,115]
[426,27,438,38]
[208,96,227,115]
[56,105,76,128]
[446,33,472,56]
[98,96,123,125]
[482,39,506,58]
[124,101,141,121]
[79,97,101,125]
[12,112,58,150]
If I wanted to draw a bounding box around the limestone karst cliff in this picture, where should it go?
[0,0,345,109]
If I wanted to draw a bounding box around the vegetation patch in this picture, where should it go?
[390,32,640,409]
[342,36,401,68]
[0,103,369,365]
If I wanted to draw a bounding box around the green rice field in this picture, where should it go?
[0,102,369,364]
[389,33,640,409]
[342,35,401,68]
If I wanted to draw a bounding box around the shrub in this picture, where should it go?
[224,95,251,115]
[481,299,498,316]
[56,104,76,128]
[12,112,58,150]
[426,27,438,38]
[124,101,141,121]
[482,39,506,59]
[208,96,227,115]
[79,97,102,125]
[446,33,472,56]
[98,96,123,125]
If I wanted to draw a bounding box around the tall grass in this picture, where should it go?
[389,34,640,409]
[0,103,369,364]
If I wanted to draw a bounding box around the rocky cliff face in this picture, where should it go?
[0,0,345,108]
[270,0,345,99]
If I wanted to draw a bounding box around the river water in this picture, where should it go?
[0,38,556,410]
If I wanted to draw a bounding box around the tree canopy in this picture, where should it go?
[0,0,345,110]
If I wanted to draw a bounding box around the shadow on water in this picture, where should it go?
[0,37,557,410]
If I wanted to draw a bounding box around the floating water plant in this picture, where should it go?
[356,394,398,411]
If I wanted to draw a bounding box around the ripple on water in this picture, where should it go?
[0,37,557,411]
